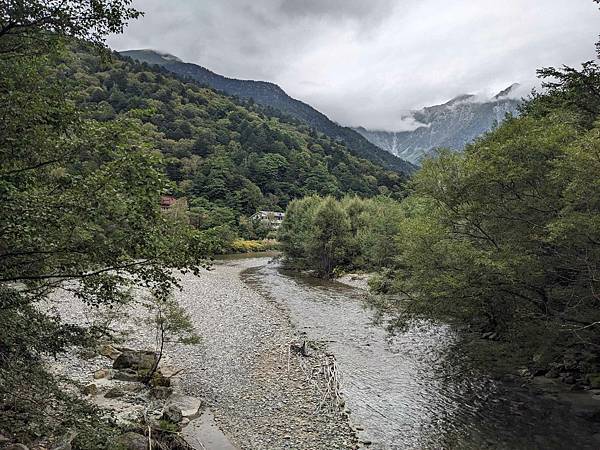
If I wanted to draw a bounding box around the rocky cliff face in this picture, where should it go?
[355,85,522,165]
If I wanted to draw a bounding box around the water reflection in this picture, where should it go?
[241,258,599,450]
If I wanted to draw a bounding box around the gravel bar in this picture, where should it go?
[49,256,357,450]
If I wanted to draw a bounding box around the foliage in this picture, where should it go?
[0,4,207,447]
[123,49,416,174]
[0,0,141,55]
[384,108,600,360]
[52,42,406,227]
[144,295,200,383]
[0,359,120,448]
[279,196,404,276]
[522,61,600,128]
[229,239,280,253]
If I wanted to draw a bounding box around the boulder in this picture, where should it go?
[168,395,203,418]
[162,405,183,424]
[82,383,98,396]
[93,369,110,380]
[100,344,122,360]
[115,432,148,450]
[113,369,140,382]
[113,350,156,371]
[104,387,125,399]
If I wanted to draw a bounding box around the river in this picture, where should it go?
[237,255,600,450]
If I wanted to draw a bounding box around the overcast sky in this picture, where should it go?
[108,0,600,131]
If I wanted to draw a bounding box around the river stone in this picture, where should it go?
[168,395,203,418]
[100,344,122,360]
[162,405,183,423]
[115,432,148,450]
[82,383,98,396]
[93,368,110,379]
[113,350,156,371]
[113,369,141,382]
[104,387,125,399]
[4,445,29,450]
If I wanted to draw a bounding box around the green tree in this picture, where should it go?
[0,3,206,446]
[387,112,600,362]
[0,0,141,55]
[308,197,351,276]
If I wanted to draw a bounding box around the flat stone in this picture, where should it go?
[93,369,110,380]
[100,344,122,360]
[168,394,203,418]
[105,387,125,399]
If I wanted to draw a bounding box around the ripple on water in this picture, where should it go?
[241,259,600,450]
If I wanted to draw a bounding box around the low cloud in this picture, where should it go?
[108,0,599,131]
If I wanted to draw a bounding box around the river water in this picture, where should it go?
[239,256,600,450]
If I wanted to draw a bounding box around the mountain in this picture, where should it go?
[120,49,415,174]
[354,85,523,165]
[58,43,406,227]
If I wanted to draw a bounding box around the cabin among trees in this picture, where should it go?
[160,195,189,222]
[251,210,285,230]
[160,195,177,210]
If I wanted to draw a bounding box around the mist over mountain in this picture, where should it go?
[355,85,523,165]
[121,49,416,174]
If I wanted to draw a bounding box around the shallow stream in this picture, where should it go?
[239,256,600,450]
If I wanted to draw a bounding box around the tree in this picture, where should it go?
[143,295,200,384]
[308,197,351,277]
[278,196,322,263]
[387,111,600,361]
[0,0,141,55]
[0,3,206,446]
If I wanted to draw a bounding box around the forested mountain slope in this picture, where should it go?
[120,49,416,174]
[63,43,405,225]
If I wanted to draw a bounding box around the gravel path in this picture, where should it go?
[49,256,356,450]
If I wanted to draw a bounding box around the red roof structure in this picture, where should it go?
[160,196,177,210]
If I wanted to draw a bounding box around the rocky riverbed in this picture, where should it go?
[47,256,357,450]
[44,255,600,450]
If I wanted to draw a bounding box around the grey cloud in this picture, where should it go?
[108,0,600,131]
[278,0,396,21]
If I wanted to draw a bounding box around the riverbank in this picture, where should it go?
[48,256,356,449]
